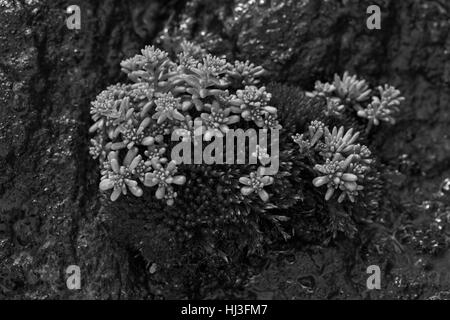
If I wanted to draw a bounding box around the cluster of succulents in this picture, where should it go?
[306,72,404,131]
[90,41,400,274]
[88,40,410,301]
[239,167,274,202]
[292,121,374,203]
[89,43,281,206]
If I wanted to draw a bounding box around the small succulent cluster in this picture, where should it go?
[292,121,374,203]
[239,167,274,202]
[306,72,404,131]
[89,43,280,205]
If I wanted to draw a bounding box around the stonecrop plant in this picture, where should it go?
[85,32,409,297]
[306,72,405,132]
[292,121,374,203]
[89,41,281,206]
[89,40,400,258]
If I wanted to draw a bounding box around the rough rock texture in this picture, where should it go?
[0,0,186,299]
[0,0,449,299]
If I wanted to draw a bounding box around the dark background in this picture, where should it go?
[0,0,449,299]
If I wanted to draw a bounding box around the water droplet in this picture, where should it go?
[439,178,450,196]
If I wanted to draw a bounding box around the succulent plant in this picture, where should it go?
[90,44,280,206]
[309,80,335,97]
[306,72,404,131]
[325,97,345,117]
[152,92,185,124]
[199,101,240,140]
[239,167,274,202]
[120,45,173,84]
[226,60,266,86]
[357,84,405,128]
[99,150,144,201]
[143,159,186,205]
[317,126,360,159]
[89,135,107,160]
[91,42,390,273]
[333,71,372,105]
[231,85,277,127]
[292,120,373,203]
[312,156,364,203]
